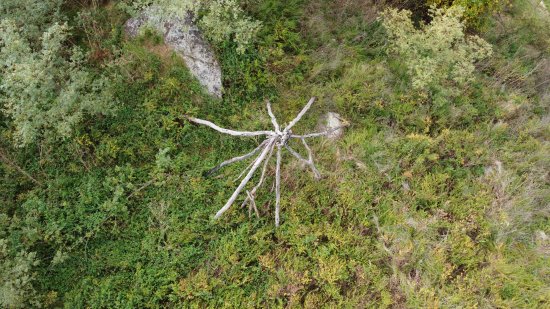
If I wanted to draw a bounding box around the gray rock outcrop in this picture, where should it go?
[125,7,223,98]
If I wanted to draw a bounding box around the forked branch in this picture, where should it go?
[187,97,348,226]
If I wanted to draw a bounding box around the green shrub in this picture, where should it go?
[0,239,41,308]
[380,5,492,92]
[0,21,115,147]
[0,0,62,41]
[428,0,508,28]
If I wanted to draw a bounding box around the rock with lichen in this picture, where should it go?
[125,7,223,98]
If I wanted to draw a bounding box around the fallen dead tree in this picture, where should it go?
[185,97,348,226]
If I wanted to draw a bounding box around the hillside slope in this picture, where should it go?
[0,0,548,307]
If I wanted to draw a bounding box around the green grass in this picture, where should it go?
[0,0,548,307]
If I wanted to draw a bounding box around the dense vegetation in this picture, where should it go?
[1,0,548,307]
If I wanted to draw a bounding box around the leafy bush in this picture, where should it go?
[0,0,62,41]
[428,0,507,28]
[380,6,493,92]
[0,239,41,308]
[125,0,262,53]
[0,20,115,147]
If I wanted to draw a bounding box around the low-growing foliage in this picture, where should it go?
[0,0,548,307]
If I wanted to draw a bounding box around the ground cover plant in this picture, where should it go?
[0,0,548,307]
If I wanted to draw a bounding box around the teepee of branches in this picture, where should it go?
[185,97,348,226]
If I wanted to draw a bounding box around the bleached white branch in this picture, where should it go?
[246,190,259,218]
[186,116,275,137]
[266,100,280,133]
[284,144,320,179]
[275,143,282,227]
[234,158,255,182]
[214,138,276,219]
[283,97,316,132]
[206,139,269,176]
[241,142,275,209]
[300,138,321,179]
[284,144,306,162]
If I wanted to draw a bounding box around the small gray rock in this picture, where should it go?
[324,112,344,140]
[125,7,223,98]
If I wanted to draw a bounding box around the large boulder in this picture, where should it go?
[125,7,223,98]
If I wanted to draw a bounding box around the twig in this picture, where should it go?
[284,144,306,162]
[266,100,280,133]
[127,179,155,199]
[284,144,320,179]
[206,139,269,176]
[246,190,259,218]
[214,138,276,219]
[300,138,321,179]
[284,97,316,132]
[241,142,275,209]
[275,143,282,227]
[234,159,255,182]
[0,148,41,185]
